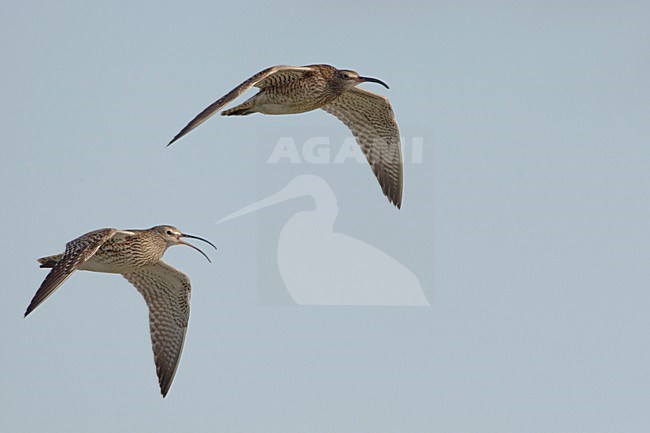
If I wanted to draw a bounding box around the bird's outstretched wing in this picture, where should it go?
[123,261,192,398]
[322,88,403,208]
[168,65,315,145]
[25,228,120,317]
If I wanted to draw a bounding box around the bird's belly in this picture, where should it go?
[79,257,146,274]
[255,87,330,115]
[256,103,318,115]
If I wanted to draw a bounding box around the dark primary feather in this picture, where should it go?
[25,228,117,317]
[167,65,314,145]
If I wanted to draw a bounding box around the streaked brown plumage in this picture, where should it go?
[168,64,403,208]
[25,225,217,397]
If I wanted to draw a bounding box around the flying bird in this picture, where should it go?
[168,64,403,208]
[24,225,217,397]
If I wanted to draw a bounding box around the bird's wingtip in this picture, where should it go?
[389,194,402,209]
[160,382,171,398]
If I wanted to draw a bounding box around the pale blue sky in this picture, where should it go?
[1,1,649,432]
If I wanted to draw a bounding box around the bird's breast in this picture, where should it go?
[80,238,164,274]
[258,80,337,114]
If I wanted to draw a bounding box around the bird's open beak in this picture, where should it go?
[357,76,389,89]
[179,233,218,263]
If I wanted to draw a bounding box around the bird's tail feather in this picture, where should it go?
[221,103,255,116]
[38,254,63,268]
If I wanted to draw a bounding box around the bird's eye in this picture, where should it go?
[166,230,174,235]
[342,73,350,79]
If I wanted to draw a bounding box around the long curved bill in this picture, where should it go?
[358,76,389,89]
[179,233,218,263]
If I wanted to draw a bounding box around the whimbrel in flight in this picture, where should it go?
[168,64,403,208]
[24,225,217,397]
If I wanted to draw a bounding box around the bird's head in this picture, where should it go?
[153,225,217,263]
[335,69,390,90]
